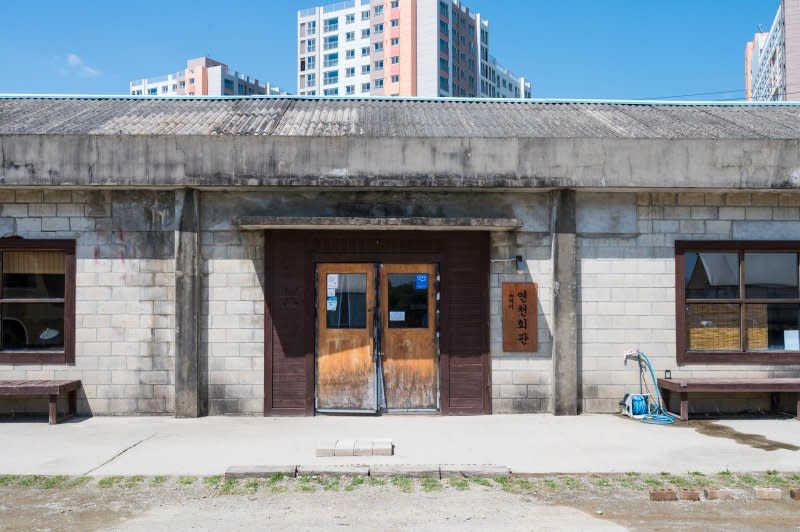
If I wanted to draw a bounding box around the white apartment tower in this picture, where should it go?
[297,0,532,98]
[745,0,800,101]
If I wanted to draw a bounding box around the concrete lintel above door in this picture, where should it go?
[233,216,521,231]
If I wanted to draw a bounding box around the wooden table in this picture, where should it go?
[657,378,800,421]
[0,380,82,424]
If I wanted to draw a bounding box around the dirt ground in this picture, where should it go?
[1,473,799,531]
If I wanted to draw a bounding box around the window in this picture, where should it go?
[307,21,316,35]
[345,66,355,77]
[307,39,316,53]
[374,42,384,52]
[374,23,384,34]
[160,86,168,94]
[439,1,449,17]
[361,82,371,91]
[391,18,399,27]
[323,88,339,95]
[361,10,370,20]
[323,35,338,50]
[324,52,339,68]
[345,13,355,24]
[361,28,371,38]
[306,73,316,87]
[361,46,370,57]
[391,56,399,64]
[374,4,384,15]
[374,59,384,70]
[323,70,339,85]
[0,240,75,364]
[346,49,355,59]
[387,274,429,328]
[439,75,449,93]
[327,274,366,328]
[676,241,800,364]
[391,0,399,7]
[391,74,399,83]
[361,64,371,74]
[375,78,384,88]
[346,85,355,95]
[439,20,448,35]
[391,37,400,46]
[324,17,338,33]
[439,38,448,54]
[307,55,316,69]
[346,31,355,42]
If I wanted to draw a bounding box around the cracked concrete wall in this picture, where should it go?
[0,189,176,416]
[2,134,800,190]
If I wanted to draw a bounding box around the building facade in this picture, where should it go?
[297,0,531,98]
[130,57,285,97]
[0,96,799,419]
[745,0,800,101]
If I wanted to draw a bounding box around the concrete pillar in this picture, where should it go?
[551,189,579,415]
[175,188,204,417]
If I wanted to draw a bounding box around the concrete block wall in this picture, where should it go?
[200,193,264,415]
[0,189,176,415]
[490,230,553,414]
[579,191,800,414]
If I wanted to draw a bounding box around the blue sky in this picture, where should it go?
[0,0,780,100]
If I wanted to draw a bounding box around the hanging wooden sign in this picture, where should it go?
[502,282,538,352]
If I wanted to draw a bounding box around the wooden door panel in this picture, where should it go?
[380,264,438,411]
[316,263,376,412]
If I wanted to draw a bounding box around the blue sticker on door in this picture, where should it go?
[415,274,428,290]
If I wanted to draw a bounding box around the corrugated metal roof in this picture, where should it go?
[1,95,800,139]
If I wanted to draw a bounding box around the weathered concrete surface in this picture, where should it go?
[576,192,637,235]
[174,189,203,417]
[552,190,579,416]
[3,415,800,476]
[2,135,800,190]
[224,465,297,479]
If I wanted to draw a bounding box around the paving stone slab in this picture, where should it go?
[649,488,677,502]
[679,488,701,501]
[704,488,735,500]
[353,440,374,457]
[334,439,356,457]
[370,464,440,478]
[297,464,370,477]
[316,439,338,458]
[372,440,394,456]
[225,465,297,479]
[754,487,782,501]
[440,464,510,477]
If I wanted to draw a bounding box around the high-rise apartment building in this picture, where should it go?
[297,0,532,98]
[130,57,285,97]
[745,0,800,101]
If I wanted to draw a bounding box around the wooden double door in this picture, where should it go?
[316,263,438,413]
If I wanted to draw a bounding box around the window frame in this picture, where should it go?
[0,239,75,365]
[675,240,800,365]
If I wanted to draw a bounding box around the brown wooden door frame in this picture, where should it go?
[264,230,490,417]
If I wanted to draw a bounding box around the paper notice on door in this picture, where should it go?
[326,287,336,297]
[326,297,338,311]
[784,330,800,351]
[389,311,405,322]
[327,274,338,290]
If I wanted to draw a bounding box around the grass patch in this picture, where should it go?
[124,475,145,488]
[345,476,365,492]
[643,477,664,489]
[763,471,788,487]
[203,475,223,489]
[515,478,535,491]
[736,474,759,487]
[268,473,286,485]
[421,477,442,492]
[40,475,69,489]
[178,476,196,486]
[245,480,260,493]
[151,475,169,486]
[785,473,800,483]
[297,476,316,493]
[662,474,691,488]
[18,475,45,487]
[589,476,612,490]
[471,477,492,487]
[688,472,712,488]
[493,476,514,492]
[319,476,340,491]
[368,477,386,487]
[448,477,469,491]
[98,476,124,489]
[542,478,558,491]
[219,478,238,495]
[392,477,413,493]
[561,476,582,490]
[0,475,17,487]
[67,476,91,488]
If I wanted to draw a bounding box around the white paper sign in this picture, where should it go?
[327,287,336,297]
[327,274,338,290]
[326,297,338,311]
[784,330,800,351]
[389,311,405,322]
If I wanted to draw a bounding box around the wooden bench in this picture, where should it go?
[657,378,800,421]
[0,380,82,425]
